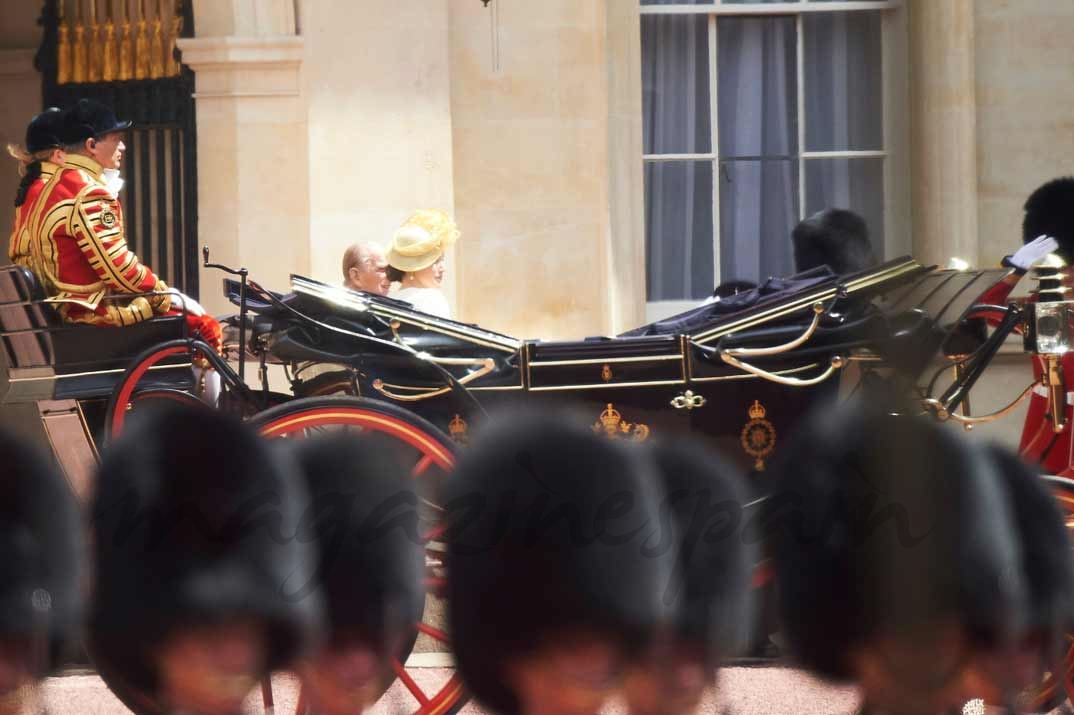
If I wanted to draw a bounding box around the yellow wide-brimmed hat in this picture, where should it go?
[387,209,461,273]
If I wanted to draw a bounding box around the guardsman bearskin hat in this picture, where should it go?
[89,404,322,699]
[791,208,876,276]
[445,409,671,715]
[767,400,1026,684]
[1023,176,1074,263]
[0,427,83,672]
[985,446,1074,665]
[648,437,754,665]
[289,432,425,651]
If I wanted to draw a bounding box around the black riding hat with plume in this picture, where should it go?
[89,404,323,697]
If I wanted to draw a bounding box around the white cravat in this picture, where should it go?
[102,168,125,195]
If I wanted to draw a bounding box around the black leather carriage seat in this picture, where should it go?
[0,264,193,402]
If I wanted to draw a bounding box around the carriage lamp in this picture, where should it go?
[1025,254,1073,356]
[1024,301,1074,356]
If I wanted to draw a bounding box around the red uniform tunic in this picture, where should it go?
[26,154,221,353]
[8,161,61,274]
[977,275,1074,476]
[28,154,171,326]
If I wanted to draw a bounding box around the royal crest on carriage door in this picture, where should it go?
[740,400,776,470]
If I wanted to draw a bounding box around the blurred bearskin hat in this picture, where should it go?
[984,446,1074,665]
[1023,176,1074,263]
[445,408,672,715]
[288,432,425,653]
[767,399,1026,683]
[792,208,877,276]
[0,427,83,673]
[89,404,322,699]
[648,437,755,665]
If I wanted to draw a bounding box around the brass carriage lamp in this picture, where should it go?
[1024,253,1072,433]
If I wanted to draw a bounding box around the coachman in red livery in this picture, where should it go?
[26,99,220,353]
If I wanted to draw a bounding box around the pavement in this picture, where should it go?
[38,666,860,714]
[35,667,1054,714]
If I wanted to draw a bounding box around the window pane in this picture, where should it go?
[719,159,799,282]
[717,17,797,159]
[804,157,885,258]
[645,161,715,301]
[642,0,710,4]
[803,12,883,151]
[642,15,711,155]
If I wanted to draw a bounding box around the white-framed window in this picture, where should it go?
[640,0,907,319]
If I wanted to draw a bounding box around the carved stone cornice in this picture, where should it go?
[176,36,303,98]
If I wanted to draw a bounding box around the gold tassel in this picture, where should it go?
[57,1,72,85]
[118,0,133,80]
[148,0,164,79]
[72,1,87,84]
[86,0,101,82]
[102,0,117,81]
[134,0,149,80]
[166,0,183,77]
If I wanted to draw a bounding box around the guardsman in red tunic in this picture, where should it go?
[974,177,1074,475]
[30,99,221,363]
[6,107,67,273]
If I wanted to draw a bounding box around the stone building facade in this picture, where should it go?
[2,0,1073,444]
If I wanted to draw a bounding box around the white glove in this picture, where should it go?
[169,291,206,317]
[1004,234,1059,272]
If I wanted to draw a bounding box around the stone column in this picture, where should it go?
[177,2,308,313]
[606,0,646,333]
[299,0,456,303]
[908,0,979,267]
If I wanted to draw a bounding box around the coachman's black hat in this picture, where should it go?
[60,98,132,144]
[25,107,65,154]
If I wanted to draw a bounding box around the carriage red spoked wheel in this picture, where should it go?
[248,395,469,715]
[1021,475,1074,713]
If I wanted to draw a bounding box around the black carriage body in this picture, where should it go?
[232,256,1004,474]
[0,255,1009,495]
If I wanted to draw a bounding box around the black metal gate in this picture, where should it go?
[35,0,200,297]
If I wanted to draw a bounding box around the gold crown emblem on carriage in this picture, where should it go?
[593,403,650,442]
[748,400,766,420]
[449,413,469,443]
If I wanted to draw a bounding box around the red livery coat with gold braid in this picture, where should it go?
[7,161,61,274]
[29,154,171,326]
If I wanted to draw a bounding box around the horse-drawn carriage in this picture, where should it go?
[2,248,1072,713]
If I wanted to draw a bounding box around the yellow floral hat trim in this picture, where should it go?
[387,208,460,273]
